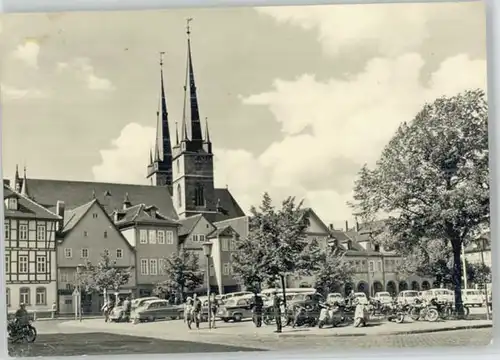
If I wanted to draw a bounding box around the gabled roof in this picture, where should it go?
[62,199,97,234]
[209,225,238,239]
[304,208,331,234]
[22,178,179,220]
[113,203,179,227]
[213,216,248,240]
[3,184,61,221]
[213,188,246,222]
[178,214,204,237]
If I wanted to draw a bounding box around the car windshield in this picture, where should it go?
[378,293,390,297]
[354,294,365,298]
[404,292,418,297]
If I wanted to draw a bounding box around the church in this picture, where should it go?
[5,22,248,311]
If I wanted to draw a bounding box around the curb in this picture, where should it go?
[277,324,493,338]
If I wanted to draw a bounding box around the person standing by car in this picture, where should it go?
[210,293,219,329]
[272,292,282,333]
[123,297,131,322]
[192,294,202,330]
[101,301,110,323]
[251,293,264,328]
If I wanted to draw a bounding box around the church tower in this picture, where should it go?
[172,18,217,219]
[147,52,173,190]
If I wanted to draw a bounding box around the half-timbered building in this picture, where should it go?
[4,182,61,314]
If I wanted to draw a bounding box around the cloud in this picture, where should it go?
[92,123,155,184]
[255,3,463,57]
[57,58,115,92]
[0,84,48,101]
[91,54,486,226]
[12,40,40,68]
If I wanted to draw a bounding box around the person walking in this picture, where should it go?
[123,296,131,322]
[251,293,264,328]
[272,292,282,333]
[184,297,193,326]
[210,293,219,329]
[192,294,202,330]
[51,301,57,319]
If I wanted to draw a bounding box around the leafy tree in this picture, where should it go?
[313,245,354,297]
[154,250,203,302]
[80,253,132,301]
[350,90,489,316]
[232,193,321,306]
[466,262,491,286]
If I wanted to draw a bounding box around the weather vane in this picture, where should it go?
[186,18,193,36]
[159,51,165,66]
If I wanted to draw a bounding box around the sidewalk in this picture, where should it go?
[60,317,492,340]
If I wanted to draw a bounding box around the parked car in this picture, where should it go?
[373,292,393,305]
[397,290,419,305]
[132,299,183,322]
[219,291,254,303]
[353,292,369,305]
[216,297,254,322]
[326,293,344,305]
[462,289,484,307]
[421,289,454,304]
[131,297,160,310]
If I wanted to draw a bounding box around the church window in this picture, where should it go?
[177,184,182,207]
[194,184,205,207]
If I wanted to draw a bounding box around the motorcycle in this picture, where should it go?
[291,304,318,327]
[410,298,439,322]
[353,302,370,327]
[387,301,410,324]
[8,320,37,343]
[318,302,344,328]
[369,299,393,317]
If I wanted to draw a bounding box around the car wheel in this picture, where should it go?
[222,318,229,323]
[170,316,178,320]
[148,316,155,322]
[233,314,243,322]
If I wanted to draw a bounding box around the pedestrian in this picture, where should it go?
[51,301,57,319]
[101,301,110,323]
[251,293,264,328]
[192,294,202,330]
[123,296,131,322]
[185,297,193,328]
[272,291,282,333]
[210,293,218,329]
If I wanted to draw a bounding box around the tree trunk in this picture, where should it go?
[452,242,465,318]
[280,275,287,308]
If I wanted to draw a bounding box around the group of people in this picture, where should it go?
[101,296,132,322]
[183,293,218,330]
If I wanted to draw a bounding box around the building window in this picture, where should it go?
[176,159,180,173]
[19,256,28,273]
[140,259,149,275]
[6,288,10,307]
[59,271,69,283]
[36,256,47,273]
[19,224,28,240]
[177,184,182,207]
[223,263,230,275]
[374,244,380,252]
[139,230,148,244]
[20,288,30,305]
[116,249,123,259]
[81,248,89,259]
[104,231,108,238]
[64,248,73,258]
[7,198,18,210]
[192,234,199,242]
[159,258,166,275]
[36,224,46,241]
[4,221,10,240]
[150,259,158,275]
[369,261,374,272]
[83,231,88,237]
[149,230,157,244]
[377,260,382,272]
[36,287,47,305]
[5,254,10,273]
[166,230,174,245]
[221,238,229,251]
[93,213,98,219]
[194,184,205,206]
[157,230,165,244]
[199,234,205,242]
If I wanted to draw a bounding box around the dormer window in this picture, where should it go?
[374,244,380,252]
[6,197,18,210]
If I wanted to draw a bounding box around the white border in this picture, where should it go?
[0,0,498,359]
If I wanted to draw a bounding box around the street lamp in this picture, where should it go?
[76,264,85,322]
[478,238,491,320]
[201,242,213,329]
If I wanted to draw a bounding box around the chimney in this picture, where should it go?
[345,220,349,232]
[113,212,119,222]
[328,223,334,231]
[123,192,131,210]
[3,179,10,187]
[56,201,65,231]
[355,220,360,232]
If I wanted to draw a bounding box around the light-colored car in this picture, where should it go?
[216,297,253,322]
[219,291,254,303]
[326,292,344,305]
[462,289,484,307]
[421,289,454,303]
[131,296,160,310]
[133,299,183,322]
[352,292,369,305]
[373,291,393,305]
[397,290,419,304]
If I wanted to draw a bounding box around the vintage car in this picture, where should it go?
[326,293,345,305]
[131,296,160,310]
[216,296,254,322]
[373,292,393,305]
[462,289,484,307]
[397,290,420,305]
[132,299,184,322]
[219,291,254,303]
[421,289,454,304]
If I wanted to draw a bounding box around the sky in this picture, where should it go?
[0,1,487,228]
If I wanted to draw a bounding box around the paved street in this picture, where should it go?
[8,332,263,357]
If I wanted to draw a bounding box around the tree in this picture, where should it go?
[154,250,203,302]
[80,252,132,301]
[467,262,491,286]
[350,90,489,316]
[232,193,321,306]
[313,245,354,297]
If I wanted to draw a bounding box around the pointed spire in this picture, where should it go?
[182,18,203,145]
[21,166,29,197]
[158,51,172,161]
[149,148,153,165]
[204,116,211,143]
[14,165,21,192]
